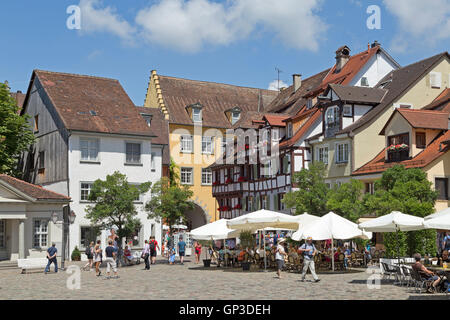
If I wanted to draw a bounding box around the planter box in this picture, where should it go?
[203,259,211,267]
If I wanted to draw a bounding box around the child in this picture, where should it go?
[169,247,175,265]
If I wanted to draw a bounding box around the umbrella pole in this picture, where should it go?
[331,238,335,272]
[396,228,400,266]
[264,230,267,271]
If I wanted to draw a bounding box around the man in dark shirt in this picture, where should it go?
[45,242,58,273]
[178,235,186,265]
[105,240,119,279]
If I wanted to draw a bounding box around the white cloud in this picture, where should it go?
[78,0,136,43]
[383,0,450,52]
[135,0,328,53]
[268,80,289,91]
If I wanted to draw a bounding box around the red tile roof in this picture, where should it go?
[353,130,450,176]
[0,174,71,201]
[156,75,277,128]
[263,114,290,127]
[380,108,449,135]
[422,88,450,113]
[22,70,155,137]
[280,109,322,149]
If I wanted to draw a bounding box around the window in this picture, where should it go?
[287,122,293,138]
[125,227,142,248]
[192,108,202,122]
[279,194,285,211]
[202,136,214,154]
[261,195,269,209]
[247,196,253,212]
[181,168,193,185]
[435,178,448,200]
[306,99,313,109]
[33,219,48,248]
[231,111,241,125]
[80,138,99,162]
[283,154,291,174]
[361,77,369,87]
[343,105,352,117]
[317,146,329,164]
[326,106,340,127]
[416,132,426,149]
[388,133,409,162]
[430,72,441,89]
[0,220,5,248]
[272,129,279,141]
[202,168,212,185]
[126,143,141,164]
[180,135,193,153]
[38,151,45,170]
[151,153,156,171]
[365,182,375,195]
[34,115,39,132]
[336,143,349,163]
[80,182,93,202]
[130,183,143,202]
[141,114,152,127]
[80,226,100,249]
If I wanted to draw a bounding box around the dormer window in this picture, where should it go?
[326,106,340,127]
[231,111,241,125]
[361,77,369,87]
[192,108,202,122]
[141,114,152,127]
[287,122,293,138]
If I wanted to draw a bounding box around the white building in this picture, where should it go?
[19,70,166,260]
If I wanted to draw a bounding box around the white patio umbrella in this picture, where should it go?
[424,215,450,230]
[190,219,240,240]
[172,224,188,230]
[227,210,301,270]
[425,207,450,220]
[358,211,425,264]
[292,212,372,271]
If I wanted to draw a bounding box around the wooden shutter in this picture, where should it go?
[435,178,448,200]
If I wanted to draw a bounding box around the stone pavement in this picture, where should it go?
[0,256,448,300]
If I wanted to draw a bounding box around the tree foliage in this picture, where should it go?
[145,176,194,234]
[364,165,438,257]
[0,82,35,176]
[283,162,329,216]
[327,179,365,222]
[85,171,151,243]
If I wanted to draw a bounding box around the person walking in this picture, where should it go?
[44,242,58,274]
[149,236,160,265]
[104,240,119,279]
[94,240,102,277]
[178,235,186,265]
[298,237,320,283]
[194,242,202,264]
[142,240,150,270]
[83,241,95,271]
[275,238,288,279]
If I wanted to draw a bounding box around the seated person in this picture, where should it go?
[440,250,449,265]
[343,245,351,269]
[238,248,247,262]
[123,246,135,265]
[334,248,341,261]
[412,253,441,292]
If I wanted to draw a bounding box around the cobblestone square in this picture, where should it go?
[1,256,448,300]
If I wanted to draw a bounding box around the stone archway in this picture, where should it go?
[184,202,210,231]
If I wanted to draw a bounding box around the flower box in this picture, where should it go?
[225,178,233,184]
[233,204,242,210]
[213,181,219,186]
[237,176,247,182]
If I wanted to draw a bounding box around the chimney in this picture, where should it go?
[293,74,302,92]
[371,40,380,48]
[335,46,351,73]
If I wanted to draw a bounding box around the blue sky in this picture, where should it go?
[1,0,449,105]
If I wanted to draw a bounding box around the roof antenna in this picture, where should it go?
[275,67,283,92]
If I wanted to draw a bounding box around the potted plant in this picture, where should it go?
[239,231,255,271]
[71,246,81,261]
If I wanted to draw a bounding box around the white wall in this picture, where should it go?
[67,133,162,256]
[349,51,399,88]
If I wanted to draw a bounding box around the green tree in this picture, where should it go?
[364,165,437,257]
[0,82,35,176]
[145,177,194,235]
[283,162,329,216]
[85,171,151,246]
[168,158,179,186]
[327,179,365,222]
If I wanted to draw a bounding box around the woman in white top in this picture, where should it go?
[275,238,287,279]
[94,240,102,277]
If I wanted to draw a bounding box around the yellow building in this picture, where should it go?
[143,70,277,228]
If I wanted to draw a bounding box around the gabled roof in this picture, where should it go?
[11,91,26,113]
[154,74,277,128]
[0,174,71,202]
[422,88,450,113]
[280,109,322,149]
[340,52,450,135]
[379,108,449,135]
[262,114,290,127]
[22,70,155,137]
[231,111,282,130]
[352,130,450,176]
[264,69,330,115]
[327,84,388,104]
